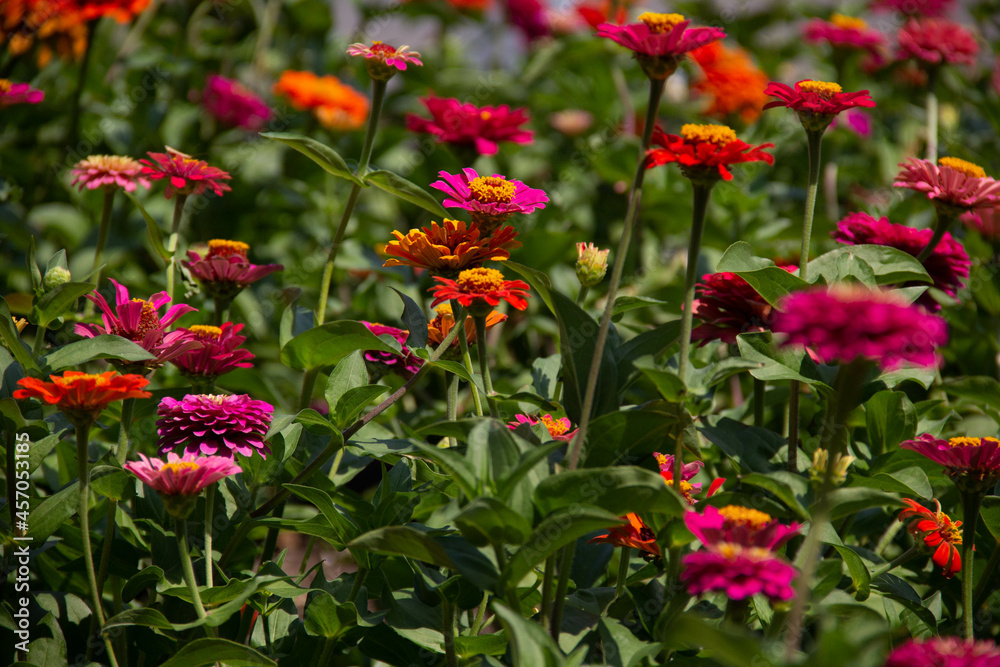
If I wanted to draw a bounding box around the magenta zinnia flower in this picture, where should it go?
[803,14,886,53]
[773,285,948,370]
[873,0,955,17]
[894,157,1000,212]
[0,79,44,107]
[362,322,424,380]
[597,12,725,79]
[169,323,255,383]
[346,41,422,81]
[832,211,970,311]
[506,414,576,441]
[157,393,274,459]
[654,452,725,504]
[406,95,534,156]
[71,155,151,192]
[431,168,547,234]
[140,147,233,199]
[961,207,1000,240]
[183,239,284,302]
[125,451,242,518]
[885,637,1000,667]
[764,80,875,132]
[75,279,200,371]
[691,270,790,344]
[897,17,978,66]
[201,74,272,131]
[901,434,1000,494]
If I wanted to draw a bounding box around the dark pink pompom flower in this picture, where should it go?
[885,637,1000,667]
[406,95,533,156]
[125,451,242,497]
[896,17,978,66]
[201,74,273,131]
[140,147,233,199]
[362,322,424,380]
[157,394,274,459]
[773,286,948,370]
[691,270,791,345]
[169,323,255,381]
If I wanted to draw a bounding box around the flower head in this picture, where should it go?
[596,12,725,79]
[0,79,44,107]
[140,148,232,199]
[773,285,947,370]
[894,157,1000,213]
[169,323,255,384]
[430,267,530,315]
[14,371,151,425]
[803,14,886,53]
[576,242,610,287]
[873,0,955,16]
[645,123,774,184]
[961,206,1000,240]
[688,41,769,125]
[885,637,1000,667]
[507,413,576,442]
[655,452,725,504]
[832,211,970,311]
[764,80,875,133]
[897,17,978,66]
[273,70,369,130]
[691,270,788,345]
[898,498,963,578]
[157,393,274,459]
[125,451,241,518]
[589,513,661,557]
[426,303,506,352]
[361,322,424,380]
[430,168,548,235]
[406,95,533,156]
[901,434,1000,494]
[71,155,150,192]
[2,1,89,67]
[183,239,284,302]
[383,219,521,277]
[201,75,272,131]
[346,41,422,80]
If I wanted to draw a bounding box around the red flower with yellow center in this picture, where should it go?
[429,267,530,315]
[405,96,534,156]
[140,148,232,200]
[803,13,886,53]
[383,219,521,277]
[589,513,661,557]
[901,434,1000,494]
[898,498,963,578]
[14,371,151,424]
[644,123,774,183]
[764,80,875,132]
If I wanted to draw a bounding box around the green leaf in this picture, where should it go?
[281,320,401,370]
[123,191,173,260]
[364,169,450,217]
[581,402,693,469]
[27,431,66,474]
[864,390,917,456]
[807,245,931,286]
[491,602,567,667]
[979,496,1000,541]
[633,357,685,401]
[121,566,164,603]
[0,297,38,371]
[534,467,685,517]
[262,132,364,186]
[303,591,357,639]
[454,497,533,547]
[412,442,480,500]
[390,287,429,349]
[736,332,828,386]
[293,408,340,434]
[716,242,809,306]
[284,483,354,545]
[700,418,785,474]
[852,467,932,500]
[348,526,455,569]
[33,282,95,328]
[27,482,79,541]
[334,385,387,428]
[45,335,155,371]
[829,544,871,601]
[324,350,368,409]
[740,472,810,520]
[103,608,174,631]
[598,617,660,667]
[90,465,132,501]
[158,638,277,667]
[818,487,902,520]
[611,295,669,322]
[656,612,763,667]
[941,376,1000,413]
[28,237,42,292]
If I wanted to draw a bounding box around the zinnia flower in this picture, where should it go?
[688,41,770,125]
[764,80,875,133]
[655,452,724,504]
[506,413,576,441]
[430,168,548,235]
[589,513,661,558]
[157,393,274,459]
[773,285,947,370]
[898,498,963,578]
[14,371,151,425]
[71,155,150,192]
[140,148,233,199]
[361,322,424,380]
[872,0,954,16]
[691,271,784,345]
[124,451,241,519]
[596,12,725,80]
[429,267,530,315]
[383,219,521,277]
[961,207,1000,240]
[405,95,533,156]
[901,434,1000,494]
[76,279,200,371]
[169,323,255,384]
[346,41,422,80]
[273,70,369,131]
[802,14,886,53]
[426,303,506,352]
[182,239,284,302]
[0,79,44,107]
[2,0,89,67]
[645,123,774,184]
[894,157,1000,213]
[832,211,970,311]
[885,637,1000,667]
[201,74,272,131]
[897,17,978,66]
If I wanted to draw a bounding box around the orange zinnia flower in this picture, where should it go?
[589,513,660,557]
[273,70,369,131]
[426,303,507,349]
[2,0,89,66]
[383,219,520,276]
[898,498,963,578]
[689,41,769,124]
[14,371,151,424]
[429,267,530,315]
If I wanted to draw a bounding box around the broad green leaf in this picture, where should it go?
[534,467,685,517]
[303,591,357,638]
[324,350,368,408]
[454,497,533,547]
[364,169,450,217]
[736,332,828,386]
[598,617,661,667]
[492,602,567,667]
[413,442,480,500]
[740,472,810,520]
[294,408,340,434]
[582,402,693,468]
[27,482,78,541]
[45,335,154,371]
[980,496,1000,541]
[281,320,401,370]
[852,467,932,500]
[27,431,66,474]
[656,612,763,667]
[829,544,871,601]
[941,376,1000,413]
[348,525,455,569]
[611,295,668,322]
[633,357,685,401]
[807,245,931,286]
[158,638,277,667]
[33,282,95,328]
[284,483,354,544]
[90,465,132,501]
[103,608,174,631]
[123,191,172,260]
[700,417,785,473]
[262,132,364,186]
[334,385,388,428]
[279,302,312,350]
[818,487,902,520]
[864,390,917,456]
[121,566,164,603]
[390,286,429,349]
[716,242,809,306]
[0,297,38,371]
[615,320,682,381]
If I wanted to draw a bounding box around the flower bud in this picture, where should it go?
[809,448,855,486]
[576,242,610,287]
[42,266,71,292]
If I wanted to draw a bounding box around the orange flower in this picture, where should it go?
[427,303,507,348]
[273,70,369,131]
[2,0,89,67]
[689,41,769,125]
[898,498,963,578]
[590,513,660,557]
[14,371,151,424]
[383,219,520,276]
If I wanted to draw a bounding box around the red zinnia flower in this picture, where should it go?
[764,80,875,132]
[894,157,1000,213]
[803,14,886,53]
[897,17,978,66]
[183,239,284,302]
[140,147,232,199]
[691,270,792,344]
[0,79,44,107]
[406,95,533,156]
[901,434,1000,494]
[14,371,151,424]
[885,637,1000,667]
[429,267,530,314]
[596,12,725,79]
[170,323,255,383]
[645,123,774,183]
[898,498,963,578]
[589,513,661,557]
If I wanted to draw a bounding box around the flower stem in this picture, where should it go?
[316,79,386,326]
[166,194,189,302]
[575,285,589,307]
[470,591,490,636]
[869,545,919,580]
[30,323,47,359]
[213,297,230,326]
[798,130,823,282]
[116,397,134,465]
[677,182,713,386]
[609,546,631,612]
[92,188,116,289]
[539,555,554,633]
[442,597,459,667]
[915,208,954,262]
[445,373,459,447]
[753,378,765,427]
[204,484,216,588]
[961,492,982,639]
[788,388,800,472]
[549,544,575,639]
[474,315,499,418]
[564,76,665,472]
[926,68,939,161]
[176,517,216,636]
[96,499,118,600]
[724,597,749,627]
[452,300,484,416]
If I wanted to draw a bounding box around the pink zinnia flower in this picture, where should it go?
[506,414,576,441]
[70,155,150,192]
[872,0,955,17]
[75,279,200,371]
[691,270,789,344]
[506,0,550,41]
[362,322,424,380]
[772,285,948,370]
[125,451,242,497]
[346,41,422,79]
[140,147,233,199]
[832,211,970,311]
[431,168,547,234]
[830,108,873,138]
[803,14,886,53]
[654,452,725,504]
[897,17,978,66]
[157,393,274,459]
[961,207,1000,240]
[406,95,533,156]
[169,323,255,382]
[764,80,875,132]
[182,239,283,302]
[201,74,272,131]
[885,637,1000,667]
[901,434,1000,494]
[895,157,1000,212]
[0,79,44,107]
[596,12,725,79]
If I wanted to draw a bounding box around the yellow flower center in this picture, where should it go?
[939,520,963,544]
[208,239,250,258]
[639,12,685,34]
[947,436,999,448]
[79,154,141,172]
[480,110,492,121]
[681,123,737,145]
[161,461,200,474]
[434,304,454,317]
[188,325,223,338]
[938,157,986,179]
[798,80,843,99]
[540,415,570,436]
[830,13,867,30]
[664,478,694,496]
[719,505,773,530]
[655,452,669,467]
[468,176,517,204]
[457,267,506,293]
[54,373,110,389]
[205,394,228,404]
[0,79,10,93]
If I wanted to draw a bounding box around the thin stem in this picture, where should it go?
[869,545,919,580]
[926,69,939,161]
[96,500,118,599]
[204,485,216,589]
[176,517,216,636]
[609,547,631,612]
[470,591,490,636]
[459,328,484,417]
[298,368,318,412]
[549,544,575,639]
[299,536,318,577]
[875,518,905,557]
[575,285,589,307]
[442,597,459,667]
[348,568,368,603]
[539,556,554,632]
[316,637,336,666]
[564,76,665,472]
[30,324,47,358]
[915,208,954,262]
[474,315,499,418]
[961,493,982,640]
[445,373,459,447]
[724,597,749,627]
[677,182,713,385]
[213,298,230,326]
[753,379,765,427]
[92,188,116,289]
[165,194,189,301]
[798,130,824,282]
[788,387,800,472]
[117,398,134,466]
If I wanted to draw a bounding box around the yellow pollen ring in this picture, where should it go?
[681,123,737,145]
[162,461,200,474]
[948,436,997,448]
[638,12,685,34]
[830,13,867,30]
[540,415,569,436]
[189,325,223,338]
[434,304,454,317]
[655,452,669,467]
[798,80,843,99]
[468,176,517,204]
[209,239,251,257]
[0,79,11,93]
[480,111,492,121]
[457,267,506,292]
[938,157,986,179]
[719,505,773,529]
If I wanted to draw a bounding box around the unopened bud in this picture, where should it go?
[12,317,28,333]
[810,448,855,485]
[575,242,609,287]
[42,266,71,292]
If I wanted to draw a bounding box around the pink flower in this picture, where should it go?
[764,80,875,131]
[885,637,1000,667]
[872,0,955,17]
[895,157,1000,212]
[70,155,150,192]
[75,279,200,371]
[182,239,283,302]
[347,41,422,70]
[201,74,272,131]
[831,108,873,138]
[832,211,970,310]
[896,17,978,66]
[506,414,576,441]
[157,394,274,459]
[691,271,783,345]
[362,322,424,380]
[901,434,1000,493]
[772,285,948,370]
[961,207,1000,240]
[803,14,886,53]
[654,452,725,504]
[684,504,800,552]
[431,168,547,233]
[140,147,233,199]
[169,323,255,382]
[125,451,242,497]
[406,95,533,156]
[0,79,44,107]
[596,12,725,78]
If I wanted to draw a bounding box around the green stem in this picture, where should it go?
[299,536,317,576]
[470,591,490,636]
[608,546,631,613]
[875,518,905,557]
[96,499,117,599]
[961,493,982,639]
[798,130,823,282]
[442,597,459,667]
[926,69,938,161]
[213,298,230,326]
[93,188,116,289]
[453,300,484,417]
[724,597,749,627]
[788,386,800,472]
[445,373,459,447]
[316,79,387,326]
[474,315,499,418]
[204,484,216,589]
[753,378,765,428]
[30,324,47,359]
[298,368,318,412]
[348,567,368,603]
[166,194,189,301]
[176,517,216,636]
[869,545,919,580]
[575,285,589,307]
[549,544,575,639]
[564,76,665,472]
[316,637,337,665]
[117,398,134,466]
[677,182,713,385]
[915,208,954,263]
[539,555,554,632]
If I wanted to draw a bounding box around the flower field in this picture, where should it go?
[3,0,1000,665]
